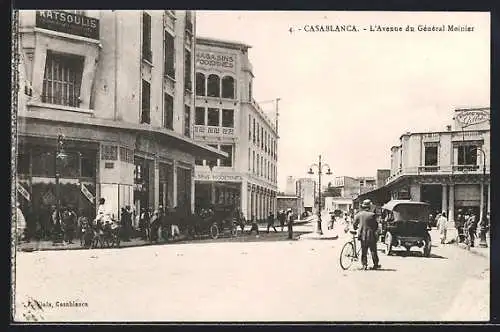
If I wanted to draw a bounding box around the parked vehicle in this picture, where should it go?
[380,200,432,257]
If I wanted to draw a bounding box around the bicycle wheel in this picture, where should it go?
[340,242,355,270]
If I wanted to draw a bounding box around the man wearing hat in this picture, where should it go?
[353,199,381,270]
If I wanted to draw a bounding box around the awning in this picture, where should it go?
[354,186,391,206]
[18,113,228,161]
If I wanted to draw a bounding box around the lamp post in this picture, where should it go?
[54,134,67,244]
[308,155,332,235]
[476,147,488,248]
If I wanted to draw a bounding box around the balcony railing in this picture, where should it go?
[422,133,440,142]
[386,164,489,184]
[194,125,235,137]
[451,131,484,141]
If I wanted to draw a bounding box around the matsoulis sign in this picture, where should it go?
[36,10,99,40]
[455,109,490,127]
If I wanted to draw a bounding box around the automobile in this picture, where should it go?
[380,200,432,257]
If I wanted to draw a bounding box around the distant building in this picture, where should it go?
[296,178,316,213]
[285,176,296,195]
[376,169,391,188]
[276,194,301,216]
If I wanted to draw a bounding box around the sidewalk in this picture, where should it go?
[430,228,490,259]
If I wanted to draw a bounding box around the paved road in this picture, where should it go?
[12,223,489,322]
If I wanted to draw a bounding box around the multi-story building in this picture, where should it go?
[192,37,278,221]
[14,10,225,233]
[385,108,490,224]
[331,176,376,198]
[295,178,316,213]
[285,176,296,195]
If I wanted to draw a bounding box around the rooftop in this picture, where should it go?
[196,36,252,51]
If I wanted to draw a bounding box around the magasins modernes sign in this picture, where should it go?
[196,52,235,71]
[36,10,99,40]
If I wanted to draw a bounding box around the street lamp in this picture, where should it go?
[54,134,67,244]
[307,155,332,235]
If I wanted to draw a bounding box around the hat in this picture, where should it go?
[360,199,372,209]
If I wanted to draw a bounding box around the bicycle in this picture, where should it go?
[339,229,362,270]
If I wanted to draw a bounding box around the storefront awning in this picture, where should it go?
[354,186,391,206]
[18,114,228,161]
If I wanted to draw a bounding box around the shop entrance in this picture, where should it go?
[420,184,442,216]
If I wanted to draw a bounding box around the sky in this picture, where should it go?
[196,11,490,191]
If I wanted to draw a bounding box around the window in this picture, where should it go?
[207,108,219,126]
[142,12,152,62]
[17,153,30,175]
[256,123,260,145]
[221,76,235,99]
[220,145,233,167]
[261,127,264,149]
[261,156,264,176]
[222,109,234,128]
[32,150,55,177]
[196,73,205,96]
[42,51,84,107]
[195,159,204,166]
[253,119,256,144]
[164,93,173,129]
[457,145,478,165]
[248,115,252,139]
[195,107,205,125]
[59,152,79,178]
[141,80,151,124]
[101,145,118,160]
[207,74,220,97]
[164,32,175,78]
[185,50,192,91]
[252,151,255,173]
[424,145,438,166]
[256,154,259,175]
[208,144,219,166]
[81,152,96,178]
[184,105,191,137]
[249,81,252,100]
[248,148,251,171]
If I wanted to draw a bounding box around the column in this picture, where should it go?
[479,182,484,222]
[211,182,216,205]
[241,180,248,217]
[154,158,159,210]
[448,184,455,222]
[448,184,456,241]
[190,170,195,214]
[441,184,448,214]
[173,161,178,207]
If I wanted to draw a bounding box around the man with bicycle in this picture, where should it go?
[353,199,381,270]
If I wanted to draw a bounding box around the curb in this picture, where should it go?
[298,233,339,241]
[17,239,181,252]
[454,242,489,259]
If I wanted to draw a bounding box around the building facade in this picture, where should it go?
[385,108,490,225]
[192,37,278,221]
[14,10,225,233]
[285,176,296,195]
[295,178,316,213]
[276,194,301,216]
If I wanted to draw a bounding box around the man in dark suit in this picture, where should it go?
[353,199,381,270]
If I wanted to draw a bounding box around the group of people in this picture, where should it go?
[434,209,490,247]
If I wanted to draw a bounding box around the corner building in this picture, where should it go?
[385,108,490,234]
[193,37,278,221]
[15,10,225,228]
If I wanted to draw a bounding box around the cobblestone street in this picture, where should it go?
[13,221,489,322]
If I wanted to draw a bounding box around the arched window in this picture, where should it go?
[221,76,235,99]
[196,72,205,96]
[207,74,220,97]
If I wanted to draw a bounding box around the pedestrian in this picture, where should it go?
[465,212,477,248]
[16,202,27,244]
[62,206,77,244]
[287,208,294,240]
[266,212,278,233]
[437,211,448,244]
[51,205,63,242]
[278,210,286,232]
[455,211,465,243]
[353,199,381,270]
[120,206,132,241]
[248,215,259,236]
[139,208,150,240]
[171,206,181,240]
[328,213,335,230]
[149,210,160,243]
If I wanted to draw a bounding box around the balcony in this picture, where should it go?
[451,131,484,141]
[194,125,235,138]
[422,133,440,142]
[386,164,490,185]
[418,165,440,173]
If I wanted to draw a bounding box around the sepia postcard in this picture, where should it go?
[11,9,490,323]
